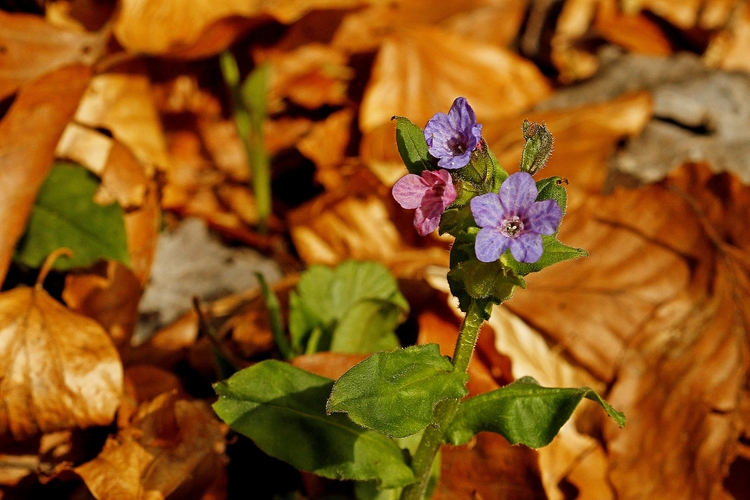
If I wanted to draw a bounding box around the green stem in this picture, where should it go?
[400,300,486,500]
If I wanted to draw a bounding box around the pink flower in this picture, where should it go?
[392,170,457,236]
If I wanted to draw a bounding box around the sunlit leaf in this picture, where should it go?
[327,344,469,438]
[213,360,415,488]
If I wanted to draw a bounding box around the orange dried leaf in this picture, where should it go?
[75,393,226,500]
[0,11,106,100]
[505,163,750,499]
[0,63,91,285]
[0,284,123,440]
[360,25,551,135]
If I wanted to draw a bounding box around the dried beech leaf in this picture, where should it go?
[291,352,369,380]
[75,393,225,500]
[0,284,123,440]
[360,25,551,135]
[0,11,106,100]
[504,163,750,499]
[74,72,171,176]
[63,261,142,351]
[594,0,672,56]
[0,64,91,284]
[113,0,368,55]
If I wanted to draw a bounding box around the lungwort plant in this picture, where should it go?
[212,97,626,500]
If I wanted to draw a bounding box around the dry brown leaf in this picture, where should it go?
[0,280,123,440]
[504,163,749,499]
[259,43,353,112]
[332,0,526,53]
[0,64,91,285]
[705,2,750,73]
[291,352,369,380]
[484,91,654,197]
[296,108,354,189]
[594,0,672,56]
[113,0,369,55]
[74,71,171,176]
[63,261,142,352]
[0,11,106,100]
[287,169,449,270]
[75,392,225,500]
[360,24,551,135]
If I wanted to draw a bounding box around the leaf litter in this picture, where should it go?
[1,0,750,498]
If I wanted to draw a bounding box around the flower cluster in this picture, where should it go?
[392,97,562,264]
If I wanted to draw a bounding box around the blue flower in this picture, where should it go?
[392,169,457,236]
[424,97,482,170]
[470,172,562,263]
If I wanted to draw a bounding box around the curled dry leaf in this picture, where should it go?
[75,392,226,500]
[0,11,106,100]
[0,282,123,440]
[0,64,91,284]
[504,163,750,499]
[705,2,750,73]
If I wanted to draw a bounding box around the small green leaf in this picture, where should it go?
[14,162,129,271]
[393,117,431,175]
[213,360,415,488]
[447,376,626,449]
[535,176,568,217]
[502,235,588,276]
[327,344,469,438]
[289,260,409,354]
[520,120,554,175]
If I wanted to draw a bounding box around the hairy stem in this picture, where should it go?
[400,300,486,500]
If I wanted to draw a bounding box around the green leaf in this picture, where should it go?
[535,176,568,217]
[520,120,554,175]
[289,260,409,354]
[213,360,415,489]
[393,117,431,175]
[502,235,588,276]
[446,376,626,449]
[14,162,129,271]
[327,344,469,438]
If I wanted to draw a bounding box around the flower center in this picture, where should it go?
[500,216,524,238]
[447,136,467,155]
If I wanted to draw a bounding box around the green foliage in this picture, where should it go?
[446,376,626,448]
[519,120,554,175]
[502,236,588,275]
[288,260,409,354]
[393,117,432,175]
[213,360,415,489]
[327,344,469,438]
[220,51,272,233]
[14,161,130,271]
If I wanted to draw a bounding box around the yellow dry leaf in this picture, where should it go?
[0,281,123,440]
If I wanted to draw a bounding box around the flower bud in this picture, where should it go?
[520,120,554,175]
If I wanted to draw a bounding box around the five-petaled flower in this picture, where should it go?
[470,172,562,263]
[424,97,482,170]
[392,169,457,236]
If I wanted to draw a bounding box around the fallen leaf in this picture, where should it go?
[296,108,354,189]
[360,24,551,135]
[112,0,369,55]
[0,63,91,284]
[504,163,750,499]
[291,352,369,380]
[74,71,172,176]
[705,2,750,72]
[75,392,226,500]
[594,0,672,56]
[63,261,142,352]
[0,257,123,440]
[0,11,106,100]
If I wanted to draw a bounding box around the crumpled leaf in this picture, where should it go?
[504,163,750,499]
[0,280,123,440]
[75,392,226,500]
[0,11,106,100]
[0,64,91,284]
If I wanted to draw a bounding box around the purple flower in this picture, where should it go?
[424,97,482,170]
[392,169,457,236]
[470,172,562,263]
